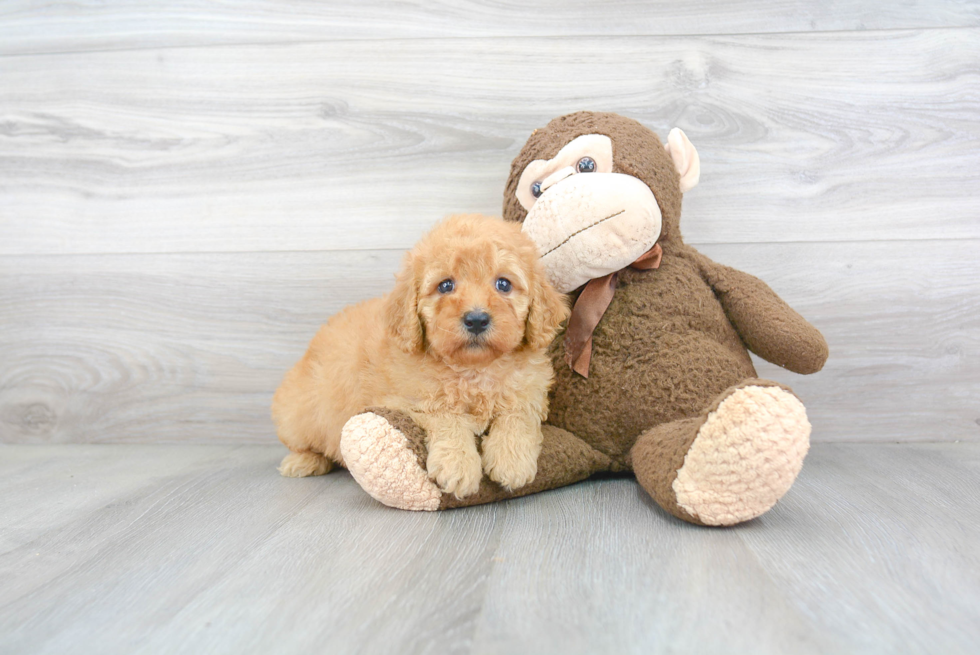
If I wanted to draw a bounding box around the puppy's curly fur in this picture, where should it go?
[272,214,569,498]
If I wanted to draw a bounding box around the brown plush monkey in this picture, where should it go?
[340,112,828,525]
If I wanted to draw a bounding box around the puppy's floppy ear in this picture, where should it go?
[524,262,570,351]
[385,254,424,353]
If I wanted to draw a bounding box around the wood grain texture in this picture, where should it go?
[1,1,978,56]
[2,3,976,651]
[2,29,978,255]
[1,442,978,654]
[2,239,976,445]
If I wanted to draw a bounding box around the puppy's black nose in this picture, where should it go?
[463,310,491,335]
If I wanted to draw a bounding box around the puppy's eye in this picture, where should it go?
[495,278,512,293]
[577,157,597,173]
[531,181,543,198]
[437,279,455,294]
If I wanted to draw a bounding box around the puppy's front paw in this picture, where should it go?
[481,437,539,492]
[426,441,482,499]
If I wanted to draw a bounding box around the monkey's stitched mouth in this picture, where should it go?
[540,209,626,258]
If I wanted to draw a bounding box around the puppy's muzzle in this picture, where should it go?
[462,310,491,336]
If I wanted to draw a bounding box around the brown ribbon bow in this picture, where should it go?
[564,244,663,377]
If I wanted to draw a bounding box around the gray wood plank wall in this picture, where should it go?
[1,1,978,445]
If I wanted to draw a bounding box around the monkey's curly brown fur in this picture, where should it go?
[504,112,827,475]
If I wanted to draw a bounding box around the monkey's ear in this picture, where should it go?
[384,255,424,354]
[525,266,570,352]
[664,128,701,193]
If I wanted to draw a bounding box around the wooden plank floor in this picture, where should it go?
[1,442,978,654]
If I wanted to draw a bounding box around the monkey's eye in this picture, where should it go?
[495,278,512,293]
[577,157,597,173]
[437,279,455,294]
[531,181,543,198]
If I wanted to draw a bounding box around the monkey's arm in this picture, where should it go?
[695,252,828,374]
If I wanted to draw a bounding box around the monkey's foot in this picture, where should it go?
[633,382,810,526]
[340,410,442,511]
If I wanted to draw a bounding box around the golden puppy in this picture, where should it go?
[271,214,568,498]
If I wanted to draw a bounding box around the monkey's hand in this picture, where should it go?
[697,253,829,375]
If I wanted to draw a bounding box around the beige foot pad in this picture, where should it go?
[340,412,442,511]
[673,386,810,526]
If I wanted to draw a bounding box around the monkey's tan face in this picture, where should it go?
[514,130,699,293]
